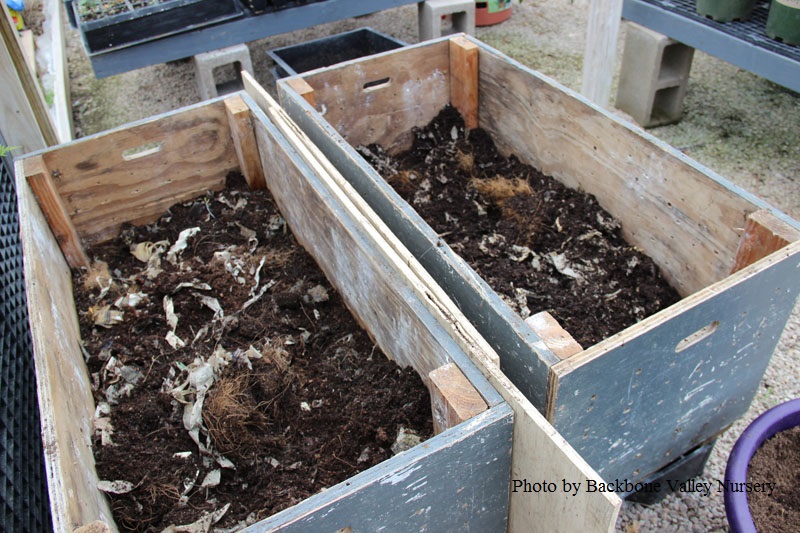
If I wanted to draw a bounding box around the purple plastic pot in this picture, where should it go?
[725,398,800,533]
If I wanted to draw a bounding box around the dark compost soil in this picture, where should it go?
[73,173,433,531]
[358,106,681,348]
[747,426,800,533]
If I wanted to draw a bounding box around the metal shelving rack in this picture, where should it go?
[75,0,418,78]
[622,0,800,93]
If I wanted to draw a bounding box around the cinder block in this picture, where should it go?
[615,22,695,128]
[418,0,476,41]
[193,43,254,100]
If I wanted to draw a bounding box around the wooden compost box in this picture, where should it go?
[16,84,621,532]
[16,91,516,532]
[276,34,800,491]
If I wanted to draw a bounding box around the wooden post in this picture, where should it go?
[428,363,488,434]
[225,95,267,190]
[525,311,583,360]
[24,155,90,269]
[284,77,316,109]
[449,36,479,130]
[731,209,800,273]
[581,0,624,107]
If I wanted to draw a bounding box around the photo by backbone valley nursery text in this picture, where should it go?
[511,478,777,498]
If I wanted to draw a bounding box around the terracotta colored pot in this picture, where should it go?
[476,1,513,26]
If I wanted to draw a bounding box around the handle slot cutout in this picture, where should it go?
[675,321,720,353]
[122,142,163,161]
[363,77,391,92]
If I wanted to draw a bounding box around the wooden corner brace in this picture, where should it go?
[428,362,488,434]
[224,95,267,190]
[731,209,800,273]
[449,36,479,130]
[525,311,583,360]
[23,155,90,269]
[284,77,316,109]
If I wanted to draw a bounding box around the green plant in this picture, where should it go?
[0,145,20,158]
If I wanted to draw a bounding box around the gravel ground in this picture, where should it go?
[62,2,799,531]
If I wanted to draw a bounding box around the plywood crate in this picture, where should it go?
[275,34,800,492]
[16,86,620,532]
[16,91,512,532]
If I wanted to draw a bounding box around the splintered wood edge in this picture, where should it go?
[524,311,583,361]
[731,209,800,273]
[284,77,316,108]
[449,36,479,130]
[23,155,90,269]
[225,94,266,190]
[428,363,489,434]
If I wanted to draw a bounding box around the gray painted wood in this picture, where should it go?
[244,403,514,532]
[552,246,800,484]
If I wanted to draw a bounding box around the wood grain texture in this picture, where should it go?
[15,160,116,533]
[731,209,800,273]
[24,155,90,269]
[478,47,758,297]
[301,40,450,154]
[429,363,489,434]
[283,77,316,108]
[525,311,583,360]
[449,36,479,130]
[581,0,624,107]
[40,100,238,245]
[0,3,53,152]
[225,95,266,189]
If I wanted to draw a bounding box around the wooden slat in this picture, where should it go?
[731,209,800,273]
[581,0,624,107]
[284,77,316,108]
[24,155,90,269]
[449,36,478,130]
[43,0,73,142]
[0,3,53,152]
[525,311,583,360]
[15,160,115,532]
[40,100,238,245]
[300,40,451,154]
[429,363,489,434]
[225,94,266,189]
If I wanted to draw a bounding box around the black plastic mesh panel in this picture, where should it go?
[641,0,800,62]
[0,136,53,532]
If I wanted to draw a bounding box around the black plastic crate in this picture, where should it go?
[267,27,406,78]
[71,0,244,53]
[0,138,52,532]
[242,0,327,15]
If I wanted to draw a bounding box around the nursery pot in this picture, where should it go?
[476,0,513,26]
[766,0,800,45]
[695,0,756,21]
[724,398,800,532]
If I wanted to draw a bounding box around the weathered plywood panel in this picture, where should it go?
[15,161,116,532]
[551,241,800,484]
[297,40,451,154]
[40,100,239,246]
[245,404,513,532]
[478,46,760,297]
